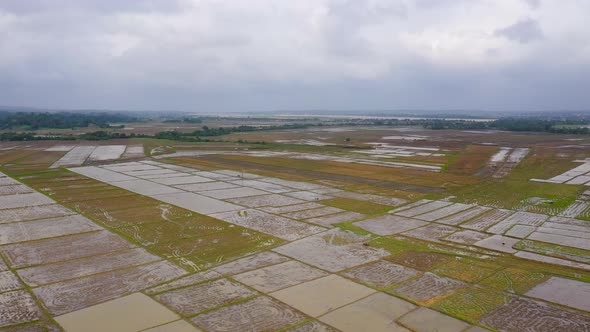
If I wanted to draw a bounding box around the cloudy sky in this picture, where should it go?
[0,0,589,112]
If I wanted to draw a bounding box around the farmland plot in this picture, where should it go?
[354,215,427,235]
[413,203,473,221]
[54,293,181,332]
[331,191,406,206]
[559,200,590,218]
[433,258,498,283]
[259,202,324,214]
[154,278,257,316]
[103,163,160,172]
[515,251,590,271]
[481,297,590,332]
[87,145,126,161]
[436,206,491,225]
[0,185,33,196]
[158,164,202,173]
[528,232,590,251]
[474,235,519,253]
[385,251,451,271]
[305,211,366,227]
[210,209,325,241]
[273,229,388,272]
[505,225,536,238]
[282,206,343,220]
[212,251,290,276]
[233,260,328,292]
[0,204,74,224]
[269,274,376,317]
[144,270,222,295]
[434,287,512,324]
[480,267,549,294]
[487,211,547,234]
[507,148,529,163]
[460,209,514,231]
[0,230,136,268]
[0,215,102,245]
[108,179,183,196]
[147,175,213,186]
[123,169,181,178]
[51,146,96,168]
[532,161,590,186]
[193,171,238,180]
[69,166,135,182]
[0,177,20,185]
[175,181,239,192]
[45,145,75,152]
[341,260,418,288]
[489,148,529,178]
[526,277,590,312]
[214,169,263,179]
[228,179,293,193]
[191,296,306,332]
[395,200,453,217]
[442,230,489,245]
[0,291,43,328]
[17,248,160,287]
[199,187,268,199]
[122,145,144,158]
[33,261,186,316]
[226,194,305,208]
[284,191,333,201]
[389,199,432,213]
[259,177,324,191]
[388,272,466,304]
[398,307,470,332]
[286,321,338,332]
[319,292,416,332]
[0,192,54,210]
[489,147,511,164]
[151,192,241,215]
[0,271,23,293]
[116,218,229,246]
[401,224,458,243]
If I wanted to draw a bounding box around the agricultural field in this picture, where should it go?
[1,125,590,331]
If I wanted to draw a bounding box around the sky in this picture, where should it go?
[0,0,589,112]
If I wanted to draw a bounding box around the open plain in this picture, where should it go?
[1,126,590,332]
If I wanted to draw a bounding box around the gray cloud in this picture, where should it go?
[0,0,183,14]
[495,18,543,44]
[524,0,541,9]
[0,0,588,112]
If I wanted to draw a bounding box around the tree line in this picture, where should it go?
[2,114,590,142]
[0,112,140,130]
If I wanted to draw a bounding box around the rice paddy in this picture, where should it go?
[2,128,590,331]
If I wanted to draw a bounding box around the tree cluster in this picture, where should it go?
[0,112,140,130]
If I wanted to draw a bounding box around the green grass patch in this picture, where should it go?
[322,197,391,215]
[433,287,512,323]
[333,221,374,237]
[443,157,580,213]
[433,257,502,283]
[137,138,176,156]
[370,235,495,262]
[439,147,583,213]
[368,237,427,256]
[494,254,590,283]
[478,267,549,294]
